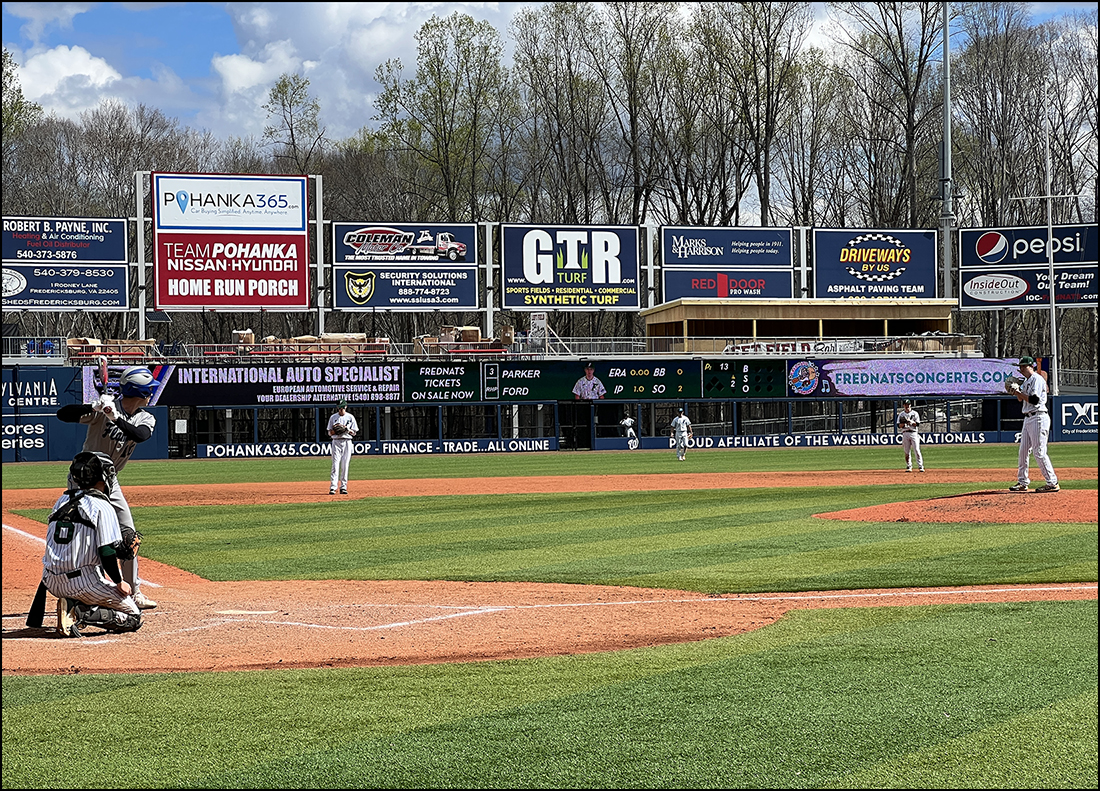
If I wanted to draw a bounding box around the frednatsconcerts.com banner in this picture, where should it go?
[785,358,1026,397]
[152,173,310,311]
[501,224,639,310]
[813,229,937,298]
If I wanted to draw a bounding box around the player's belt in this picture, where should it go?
[65,569,82,579]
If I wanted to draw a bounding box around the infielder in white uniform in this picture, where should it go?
[671,408,693,461]
[55,365,159,609]
[327,399,359,494]
[1009,356,1059,493]
[897,399,924,472]
[43,452,143,638]
[620,412,638,449]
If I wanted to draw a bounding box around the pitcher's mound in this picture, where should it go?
[816,488,1097,524]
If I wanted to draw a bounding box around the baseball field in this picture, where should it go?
[2,443,1097,789]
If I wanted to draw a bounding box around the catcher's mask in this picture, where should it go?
[70,451,117,490]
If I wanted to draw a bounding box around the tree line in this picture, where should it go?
[2,2,1096,371]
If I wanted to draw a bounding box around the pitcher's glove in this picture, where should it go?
[117,527,142,561]
[1004,376,1023,394]
[332,423,348,435]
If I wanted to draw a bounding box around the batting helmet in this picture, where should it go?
[70,451,116,490]
[119,366,156,397]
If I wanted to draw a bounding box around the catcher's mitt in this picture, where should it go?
[117,527,142,561]
[332,423,348,436]
[1004,375,1023,394]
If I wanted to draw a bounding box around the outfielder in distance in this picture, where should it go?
[1006,356,1059,493]
[55,365,159,609]
[620,411,638,450]
[327,399,358,495]
[897,399,925,473]
[671,407,693,461]
[42,452,143,638]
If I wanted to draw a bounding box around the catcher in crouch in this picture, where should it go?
[55,365,159,609]
[327,399,359,494]
[42,452,144,638]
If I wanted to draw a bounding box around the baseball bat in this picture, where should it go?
[26,580,48,628]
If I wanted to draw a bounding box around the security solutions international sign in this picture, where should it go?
[331,222,479,310]
[152,173,310,311]
[501,225,639,310]
[813,229,937,298]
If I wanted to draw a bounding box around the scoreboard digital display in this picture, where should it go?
[482,360,702,401]
[703,359,786,398]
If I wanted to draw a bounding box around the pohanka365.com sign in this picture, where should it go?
[152,173,310,311]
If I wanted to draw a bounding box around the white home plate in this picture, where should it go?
[215,610,280,615]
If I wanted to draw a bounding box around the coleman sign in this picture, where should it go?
[152,173,310,311]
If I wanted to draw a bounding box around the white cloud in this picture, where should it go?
[4,2,95,44]
[19,45,121,109]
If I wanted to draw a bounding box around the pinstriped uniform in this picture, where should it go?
[1017,372,1058,487]
[897,407,924,471]
[71,404,156,592]
[42,491,140,615]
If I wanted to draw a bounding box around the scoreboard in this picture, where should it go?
[702,359,786,398]
[482,360,702,401]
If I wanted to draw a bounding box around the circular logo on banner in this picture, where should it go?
[963,273,1029,302]
[2,268,28,298]
[788,361,820,395]
[975,231,1009,264]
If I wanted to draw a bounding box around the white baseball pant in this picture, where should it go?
[1017,412,1058,487]
[44,565,140,615]
[902,432,923,471]
[330,439,353,489]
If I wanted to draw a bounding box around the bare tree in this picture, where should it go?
[262,73,327,175]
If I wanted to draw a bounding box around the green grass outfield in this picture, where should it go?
[3,444,1097,788]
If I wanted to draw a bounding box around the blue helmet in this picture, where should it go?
[119,366,156,397]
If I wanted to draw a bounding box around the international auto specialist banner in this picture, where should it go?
[152,173,309,311]
[501,224,639,310]
[153,363,403,406]
[813,229,936,298]
[784,358,1025,397]
[661,226,793,300]
[3,216,129,310]
[958,225,1098,310]
[331,222,479,310]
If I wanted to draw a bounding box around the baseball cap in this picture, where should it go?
[583,361,595,369]
[678,407,684,413]
[338,398,348,408]
[1018,356,1036,368]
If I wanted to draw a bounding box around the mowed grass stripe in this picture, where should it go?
[4,442,1097,489]
[6,601,1091,789]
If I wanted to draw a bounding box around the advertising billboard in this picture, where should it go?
[959,225,1098,268]
[501,225,639,310]
[784,358,1025,397]
[813,229,937,298]
[661,227,793,301]
[959,265,1097,310]
[331,222,479,310]
[152,173,310,311]
[3,216,130,311]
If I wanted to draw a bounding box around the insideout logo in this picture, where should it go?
[975,231,1009,264]
[963,273,1029,302]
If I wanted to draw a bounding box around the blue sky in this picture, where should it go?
[3,2,1095,143]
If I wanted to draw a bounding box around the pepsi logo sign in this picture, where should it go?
[963,273,1029,302]
[975,231,1009,264]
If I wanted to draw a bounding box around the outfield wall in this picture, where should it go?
[4,364,1096,462]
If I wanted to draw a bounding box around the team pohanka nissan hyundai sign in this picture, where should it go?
[152,173,310,311]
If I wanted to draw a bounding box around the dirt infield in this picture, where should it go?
[3,469,1096,676]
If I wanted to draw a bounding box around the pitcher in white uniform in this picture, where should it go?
[897,399,924,472]
[1009,356,1059,493]
[327,399,359,494]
